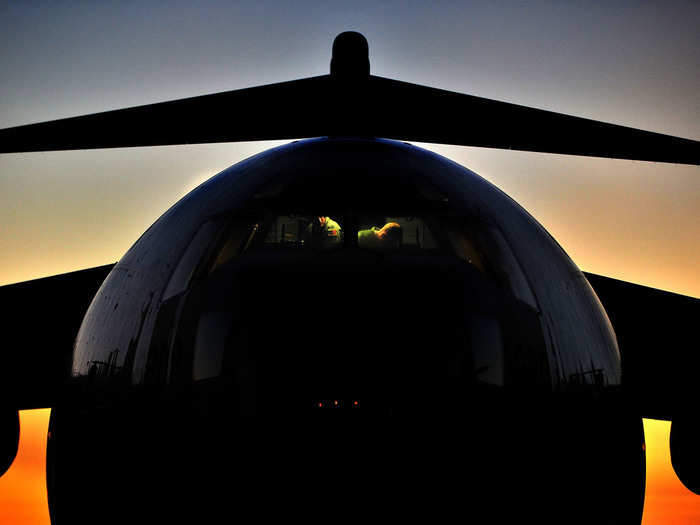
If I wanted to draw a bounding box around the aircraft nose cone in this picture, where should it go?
[331,31,370,78]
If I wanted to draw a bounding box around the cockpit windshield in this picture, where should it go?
[248,214,440,254]
[191,208,537,312]
[262,215,343,251]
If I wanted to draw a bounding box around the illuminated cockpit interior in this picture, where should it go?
[180,208,538,308]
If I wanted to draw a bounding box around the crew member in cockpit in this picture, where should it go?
[306,216,342,250]
[357,222,402,252]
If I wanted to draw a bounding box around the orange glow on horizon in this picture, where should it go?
[0,409,50,525]
[0,412,698,523]
[642,419,700,524]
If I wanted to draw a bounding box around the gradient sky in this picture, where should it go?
[0,0,698,296]
[0,2,698,522]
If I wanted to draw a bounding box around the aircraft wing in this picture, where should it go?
[0,264,108,474]
[0,264,114,411]
[584,272,699,422]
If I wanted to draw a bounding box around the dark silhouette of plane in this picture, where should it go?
[0,32,698,524]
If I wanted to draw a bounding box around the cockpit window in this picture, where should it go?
[169,168,537,314]
[387,217,439,250]
[264,215,307,246]
[358,216,439,253]
[187,209,536,310]
[262,215,343,251]
[162,219,224,301]
[447,221,538,310]
[208,221,258,273]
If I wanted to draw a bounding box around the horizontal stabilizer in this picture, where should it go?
[0,75,697,164]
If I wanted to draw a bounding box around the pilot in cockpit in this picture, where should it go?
[306,216,343,250]
[357,222,402,252]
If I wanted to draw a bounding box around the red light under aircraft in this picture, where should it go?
[0,32,698,524]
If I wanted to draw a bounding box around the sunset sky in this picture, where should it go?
[0,1,698,522]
